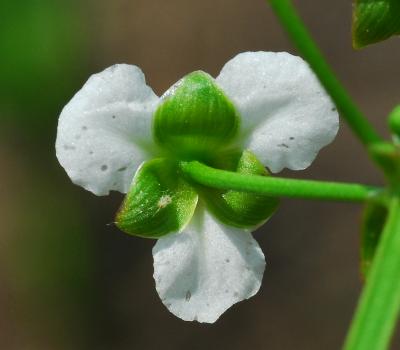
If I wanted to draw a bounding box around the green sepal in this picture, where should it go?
[116,158,198,238]
[200,150,280,229]
[353,0,400,48]
[361,202,388,278]
[153,71,240,162]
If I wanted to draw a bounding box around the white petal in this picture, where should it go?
[56,64,159,195]
[216,52,339,173]
[153,208,265,323]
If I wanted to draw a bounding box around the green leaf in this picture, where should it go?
[200,150,280,228]
[153,71,240,162]
[361,202,388,278]
[353,0,400,48]
[116,158,198,238]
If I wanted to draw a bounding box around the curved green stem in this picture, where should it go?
[180,161,383,203]
[268,0,383,147]
[344,197,400,350]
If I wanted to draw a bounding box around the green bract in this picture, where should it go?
[201,150,280,228]
[153,71,240,161]
[361,202,388,278]
[353,0,400,48]
[116,158,198,238]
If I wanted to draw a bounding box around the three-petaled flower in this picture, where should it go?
[56,51,338,323]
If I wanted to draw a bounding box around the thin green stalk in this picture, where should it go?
[268,0,382,147]
[344,197,400,350]
[180,161,382,203]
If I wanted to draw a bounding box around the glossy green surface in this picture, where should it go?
[153,71,240,161]
[200,151,279,228]
[116,158,198,238]
[353,0,400,48]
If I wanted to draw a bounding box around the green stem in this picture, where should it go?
[344,197,400,350]
[268,0,382,147]
[180,161,382,203]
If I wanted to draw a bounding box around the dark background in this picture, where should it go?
[1,0,399,349]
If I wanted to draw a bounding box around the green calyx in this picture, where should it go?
[115,158,198,238]
[116,151,279,238]
[117,72,278,238]
[199,150,280,229]
[153,71,240,161]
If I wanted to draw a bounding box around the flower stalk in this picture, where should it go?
[180,161,384,203]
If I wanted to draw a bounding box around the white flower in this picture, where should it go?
[56,51,339,323]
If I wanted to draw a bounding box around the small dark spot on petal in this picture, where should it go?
[278,143,289,148]
[89,150,94,155]
[101,165,108,171]
[225,258,230,263]
[331,107,337,111]
[118,166,127,172]
[225,289,229,293]
[112,115,116,119]
[82,126,88,131]
[233,292,239,298]
[185,290,191,301]
[289,137,295,140]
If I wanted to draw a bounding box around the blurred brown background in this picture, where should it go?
[1,0,400,349]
